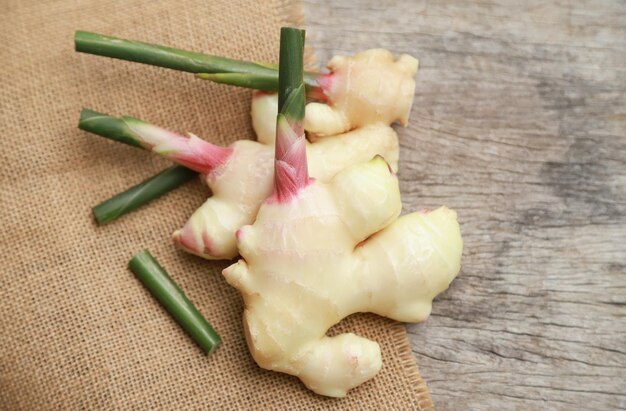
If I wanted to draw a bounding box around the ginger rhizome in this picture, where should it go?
[195,47,418,135]
[78,26,463,399]
[112,93,398,259]
[227,49,419,139]
[174,48,419,259]
[304,49,418,137]
[224,27,463,398]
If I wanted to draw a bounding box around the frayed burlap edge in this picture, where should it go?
[391,322,435,410]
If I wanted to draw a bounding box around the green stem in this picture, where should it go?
[196,72,280,92]
[93,166,198,225]
[278,28,306,122]
[75,31,324,96]
[79,108,144,148]
[82,109,195,224]
[129,250,221,354]
[272,28,309,202]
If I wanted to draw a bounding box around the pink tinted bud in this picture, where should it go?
[125,119,232,175]
[269,116,312,203]
[173,224,215,257]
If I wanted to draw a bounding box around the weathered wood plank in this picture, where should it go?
[304,0,626,409]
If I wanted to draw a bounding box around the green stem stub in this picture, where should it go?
[278,27,306,123]
[79,108,144,149]
[129,250,222,354]
[92,165,198,225]
[196,72,279,92]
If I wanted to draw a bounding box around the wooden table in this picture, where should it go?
[304,1,626,409]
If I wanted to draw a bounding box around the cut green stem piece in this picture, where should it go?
[129,250,221,354]
[75,31,272,75]
[278,28,306,122]
[93,165,198,225]
[74,31,325,98]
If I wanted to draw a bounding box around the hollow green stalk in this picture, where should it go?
[92,166,197,225]
[129,250,221,354]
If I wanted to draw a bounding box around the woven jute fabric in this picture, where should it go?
[0,0,433,409]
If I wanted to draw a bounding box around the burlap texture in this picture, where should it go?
[0,0,433,409]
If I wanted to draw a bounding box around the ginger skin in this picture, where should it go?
[166,92,399,259]
[305,49,418,137]
[253,49,419,139]
[224,156,462,397]
[126,93,398,260]
[225,32,460,394]
[225,45,460,394]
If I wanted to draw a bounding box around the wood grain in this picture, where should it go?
[303,1,626,409]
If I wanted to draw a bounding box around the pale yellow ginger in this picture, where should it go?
[305,49,418,137]
[224,29,460,395]
[250,49,419,140]
[224,157,462,397]
[170,92,399,259]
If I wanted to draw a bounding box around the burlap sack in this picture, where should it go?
[0,0,433,409]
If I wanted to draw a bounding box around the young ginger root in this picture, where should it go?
[305,49,418,138]
[225,160,462,396]
[173,49,418,259]
[123,92,398,260]
[224,29,462,397]
[249,49,418,140]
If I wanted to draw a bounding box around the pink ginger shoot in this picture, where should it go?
[123,117,233,175]
[272,111,311,202]
[269,27,312,203]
